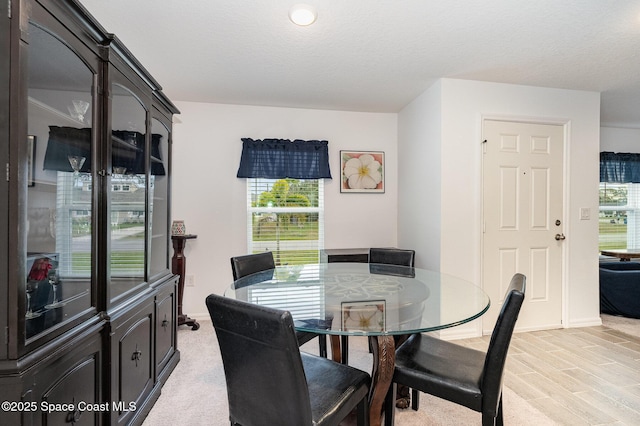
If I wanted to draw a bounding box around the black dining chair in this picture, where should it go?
[230,251,276,281]
[206,293,371,426]
[230,252,329,357]
[369,247,416,267]
[383,273,526,426]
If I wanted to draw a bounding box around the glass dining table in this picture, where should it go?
[224,262,490,426]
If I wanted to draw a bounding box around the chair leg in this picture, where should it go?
[482,392,503,426]
[383,383,397,426]
[329,335,342,362]
[411,388,419,411]
[318,335,327,358]
[496,394,503,426]
[341,335,349,364]
[356,396,370,426]
[482,413,496,426]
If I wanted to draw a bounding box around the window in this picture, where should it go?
[599,182,640,250]
[247,178,324,265]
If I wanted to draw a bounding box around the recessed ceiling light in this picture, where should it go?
[289,4,317,26]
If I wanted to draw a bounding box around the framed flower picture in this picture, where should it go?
[340,150,384,193]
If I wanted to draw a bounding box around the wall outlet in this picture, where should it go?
[186,275,195,287]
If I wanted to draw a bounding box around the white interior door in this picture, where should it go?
[482,120,564,333]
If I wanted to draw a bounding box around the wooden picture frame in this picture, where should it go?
[340,150,384,193]
[27,135,35,187]
[341,300,386,332]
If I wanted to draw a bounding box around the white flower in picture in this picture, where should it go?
[341,152,384,192]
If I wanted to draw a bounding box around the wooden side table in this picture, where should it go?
[171,234,200,330]
[321,248,369,263]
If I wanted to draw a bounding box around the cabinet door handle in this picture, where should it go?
[66,397,82,424]
[161,314,169,329]
[131,348,142,367]
[66,408,82,423]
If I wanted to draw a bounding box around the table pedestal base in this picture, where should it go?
[369,335,395,426]
[328,334,401,426]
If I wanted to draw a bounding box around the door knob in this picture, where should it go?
[555,233,566,241]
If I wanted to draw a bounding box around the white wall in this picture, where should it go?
[397,81,442,271]
[173,79,602,329]
[172,102,398,318]
[601,126,640,152]
[397,78,601,336]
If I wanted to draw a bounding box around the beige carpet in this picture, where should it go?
[601,313,640,338]
[142,320,560,426]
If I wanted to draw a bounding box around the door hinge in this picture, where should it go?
[4,326,8,345]
[5,163,8,181]
[481,139,487,154]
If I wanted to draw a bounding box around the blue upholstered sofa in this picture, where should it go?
[600,262,640,318]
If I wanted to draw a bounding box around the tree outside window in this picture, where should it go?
[248,178,323,265]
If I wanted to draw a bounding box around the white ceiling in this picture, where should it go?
[78,0,640,127]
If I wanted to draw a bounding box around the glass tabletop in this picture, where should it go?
[225,262,490,336]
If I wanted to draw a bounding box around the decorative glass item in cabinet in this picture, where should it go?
[67,155,86,174]
[68,155,86,187]
[67,100,90,123]
[25,281,42,319]
[44,268,63,309]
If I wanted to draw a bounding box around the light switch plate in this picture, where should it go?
[580,207,590,220]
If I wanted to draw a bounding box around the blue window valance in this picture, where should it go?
[600,151,640,183]
[236,138,332,179]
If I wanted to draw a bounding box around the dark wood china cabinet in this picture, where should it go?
[0,0,180,424]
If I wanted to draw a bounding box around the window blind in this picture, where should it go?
[599,182,640,250]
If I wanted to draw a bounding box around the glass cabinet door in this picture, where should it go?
[109,82,147,302]
[149,117,170,280]
[25,22,95,341]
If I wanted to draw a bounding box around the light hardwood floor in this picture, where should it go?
[459,324,640,425]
